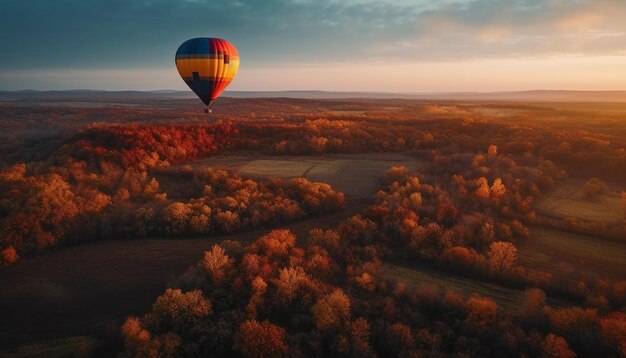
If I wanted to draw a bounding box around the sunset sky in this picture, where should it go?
[1,0,625,92]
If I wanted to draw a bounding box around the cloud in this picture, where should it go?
[0,0,625,71]
[402,0,626,58]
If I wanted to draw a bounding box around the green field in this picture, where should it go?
[191,153,425,198]
[519,226,626,281]
[535,179,624,224]
[381,263,522,308]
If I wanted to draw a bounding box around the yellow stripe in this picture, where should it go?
[176,54,240,60]
[175,58,239,79]
[181,76,234,81]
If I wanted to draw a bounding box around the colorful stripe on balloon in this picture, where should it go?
[175,38,240,105]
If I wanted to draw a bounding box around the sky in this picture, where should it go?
[1,0,625,92]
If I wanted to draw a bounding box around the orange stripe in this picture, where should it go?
[175,58,239,78]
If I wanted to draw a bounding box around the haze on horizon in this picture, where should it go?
[1,0,625,92]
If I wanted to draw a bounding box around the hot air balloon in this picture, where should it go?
[175,38,239,113]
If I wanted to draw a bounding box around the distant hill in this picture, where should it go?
[226,90,626,102]
[2,89,626,102]
[406,90,626,103]
[223,90,417,100]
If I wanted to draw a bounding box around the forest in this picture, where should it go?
[0,96,625,357]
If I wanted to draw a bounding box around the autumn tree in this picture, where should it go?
[234,320,288,357]
[409,192,423,210]
[120,316,183,357]
[582,177,608,199]
[520,288,547,321]
[475,177,491,200]
[246,276,268,319]
[443,246,482,270]
[308,228,342,254]
[347,317,374,356]
[202,245,233,282]
[162,202,191,235]
[255,229,297,259]
[464,296,499,332]
[0,246,18,267]
[214,210,240,233]
[188,202,212,234]
[548,307,600,355]
[312,289,351,330]
[541,334,576,358]
[274,266,309,304]
[600,311,626,356]
[310,136,329,152]
[490,178,506,200]
[120,316,152,356]
[149,288,212,333]
[386,322,415,355]
[487,241,518,272]
[384,166,409,184]
[355,272,376,292]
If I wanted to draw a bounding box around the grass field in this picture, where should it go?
[380,263,571,309]
[192,153,425,198]
[519,226,626,281]
[535,179,624,224]
[1,336,100,358]
[381,263,523,309]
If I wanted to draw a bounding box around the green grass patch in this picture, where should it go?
[535,179,624,224]
[382,263,528,309]
[519,226,626,281]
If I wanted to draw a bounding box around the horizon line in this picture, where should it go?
[3,89,626,94]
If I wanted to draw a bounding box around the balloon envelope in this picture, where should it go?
[175,38,239,106]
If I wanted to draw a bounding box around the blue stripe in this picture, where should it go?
[185,78,216,105]
[176,38,209,55]
[175,54,224,59]
[176,38,228,56]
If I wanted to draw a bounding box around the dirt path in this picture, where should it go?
[0,153,422,349]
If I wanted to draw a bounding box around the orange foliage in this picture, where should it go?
[234,320,288,357]
[202,245,233,282]
[0,246,19,267]
[541,334,576,358]
[600,312,626,356]
[487,241,518,272]
[312,289,351,330]
[464,296,499,332]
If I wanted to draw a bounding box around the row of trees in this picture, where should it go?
[3,100,625,181]
[230,116,626,183]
